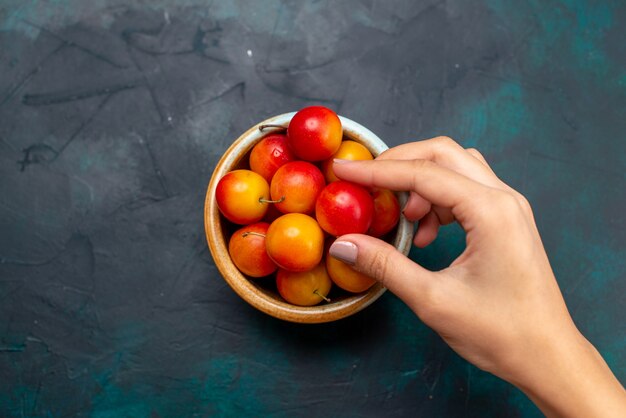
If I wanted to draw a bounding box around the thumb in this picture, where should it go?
[329,234,437,310]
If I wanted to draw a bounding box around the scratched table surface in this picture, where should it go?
[1,1,625,417]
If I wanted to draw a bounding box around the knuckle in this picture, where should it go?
[479,191,531,226]
[494,193,524,221]
[473,191,508,222]
[514,193,533,215]
[467,148,494,171]
[410,158,431,169]
[466,147,484,158]
[434,136,457,147]
[498,192,521,210]
[409,159,433,190]
[363,250,391,285]
[432,136,463,159]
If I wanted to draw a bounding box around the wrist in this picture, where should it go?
[509,329,626,417]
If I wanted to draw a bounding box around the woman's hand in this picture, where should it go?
[329,137,626,418]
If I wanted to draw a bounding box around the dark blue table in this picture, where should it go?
[1,1,624,416]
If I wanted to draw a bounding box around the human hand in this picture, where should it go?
[329,137,626,417]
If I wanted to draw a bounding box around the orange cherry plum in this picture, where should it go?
[216,169,270,224]
[368,189,401,237]
[249,134,296,182]
[270,161,325,214]
[287,106,342,161]
[228,223,277,277]
[266,213,324,272]
[326,243,376,293]
[276,263,332,306]
[321,140,373,183]
[315,181,375,236]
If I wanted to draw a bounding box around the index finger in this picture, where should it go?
[377,137,503,189]
[333,158,490,225]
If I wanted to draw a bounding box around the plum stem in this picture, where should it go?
[259,124,287,132]
[313,290,331,303]
[242,231,266,238]
[259,196,285,204]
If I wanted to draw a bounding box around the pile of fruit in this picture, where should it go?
[215,106,400,306]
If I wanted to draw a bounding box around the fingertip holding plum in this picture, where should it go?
[329,240,358,266]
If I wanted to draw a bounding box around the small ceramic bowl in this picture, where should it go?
[204,112,413,323]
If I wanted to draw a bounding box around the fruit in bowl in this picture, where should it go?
[205,107,413,323]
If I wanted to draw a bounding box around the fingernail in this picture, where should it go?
[333,158,352,165]
[329,241,358,265]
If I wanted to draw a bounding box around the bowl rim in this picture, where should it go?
[204,112,413,323]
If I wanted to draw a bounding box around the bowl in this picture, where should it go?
[204,112,413,323]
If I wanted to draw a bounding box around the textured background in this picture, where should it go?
[1,0,625,417]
